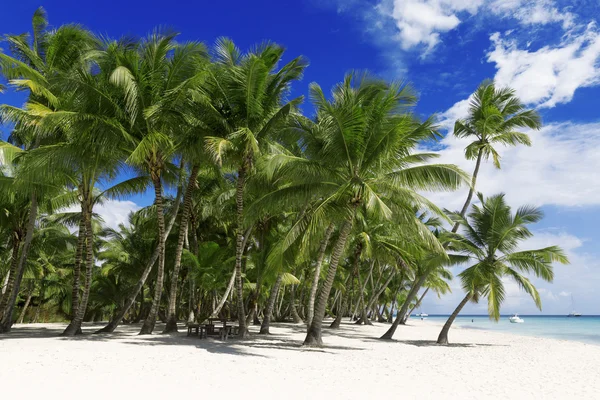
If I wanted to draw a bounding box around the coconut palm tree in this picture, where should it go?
[451,81,541,233]
[437,193,569,344]
[107,32,207,334]
[0,8,97,333]
[204,39,308,337]
[263,72,468,346]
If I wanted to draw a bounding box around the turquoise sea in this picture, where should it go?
[419,315,600,345]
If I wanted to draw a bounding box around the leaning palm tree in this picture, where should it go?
[437,193,569,344]
[262,72,468,346]
[204,39,308,337]
[452,81,541,232]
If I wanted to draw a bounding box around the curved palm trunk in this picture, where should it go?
[0,193,37,333]
[140,176,167,335]
[306,223,334,327]
[304,218,353,347]
[211,226,252,318]
[452,149,483,233]
[62,196,94,336]
[17,282,34,324]
[0,237,21,318]
[405,288,429,323]
[329,290,348,329]
[380,273,427,339]
[234,166,248,337]
[259,275,283,334]
[437,293,472,345]
[164,165,199,333]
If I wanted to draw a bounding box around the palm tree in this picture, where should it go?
[0,8,96,333]
[204,39,307,337]
[451,81,541,233]
[107,32,207,334]
[380,222,466,339]
[263,72,468,346]
[437,193,569,344]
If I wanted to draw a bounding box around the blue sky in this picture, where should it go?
[1,0,599,315]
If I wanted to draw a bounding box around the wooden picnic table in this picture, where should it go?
[188,319,239,340]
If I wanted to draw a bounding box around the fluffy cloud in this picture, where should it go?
[335,0,575,55]
[423,121,600,211]
[64,199,140,231]
[95,200,140,230]
[378,0,482,51]
[488,23,600,108]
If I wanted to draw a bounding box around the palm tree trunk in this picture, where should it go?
[140,176,167,335]
[234,166,248,337]
[164,165,199,333]
[437,293,472,345]
[70,215,86,321]
[329,289,348,329]
[452,149,483,233]
[405,288,429,323]
[0,193,37,333]
[355,259,375,325]
[62,194,94,336]
[211,226,252,318]
[0,236,21,318]
[380,273,427,339]
[290,284,302,323]
[306,223,334,327]
[94,183,182,334]
[17,282,34,324]
[304,218,353,347]
[259,275,283,334]
[1,271,9,296]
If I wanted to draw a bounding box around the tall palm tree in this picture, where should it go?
[204,39,307,337]
[0,8,96,333]
[451,81,541,233]
[437,193,569,344]
[263,72,468,346]
[107,32,207,334]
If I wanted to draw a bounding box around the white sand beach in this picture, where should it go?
[1,320,599,400]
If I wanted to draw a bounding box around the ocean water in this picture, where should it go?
[418,315,600,345]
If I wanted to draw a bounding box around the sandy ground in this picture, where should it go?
[1,319,598,400]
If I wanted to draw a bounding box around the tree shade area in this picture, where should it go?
[0,8,569,346]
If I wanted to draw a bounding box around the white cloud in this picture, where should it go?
[332,0,577,56]
[488,23,600,108]
[380,0,481,51]
[64,199,140,231]
[559,291,571,297]
[95,200,140,230]
[490,0,574,29]
[424,121,600,210]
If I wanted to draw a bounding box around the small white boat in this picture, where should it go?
[509,314,524,323]
[567,295,582,317]
[415,313,428,318]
